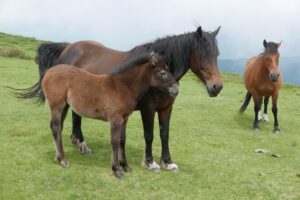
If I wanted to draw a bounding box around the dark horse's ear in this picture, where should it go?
[263,39,268,48]
[150,52,158,66]
[211,26,221,38]
[196,26,203,37]
[277,40,282,48]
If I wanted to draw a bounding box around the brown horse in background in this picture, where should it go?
[240,40,282,133]
[41,53,178,178]
[15,26,223,172]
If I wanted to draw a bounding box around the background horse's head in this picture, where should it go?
[262,40,282,82]
[149,53,178,97]
[190,26,223,97]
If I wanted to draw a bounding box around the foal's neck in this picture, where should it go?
[115,65,151,101]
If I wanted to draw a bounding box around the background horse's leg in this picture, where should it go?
[263,96,270,122]
[158,106,178,172]
[71,111,91,156]
[110,118,123,178]
[252,95,261,130]
[272,93,280,134]
[119,119,132,172]
[50,109,69,168]
[140,108,160,171]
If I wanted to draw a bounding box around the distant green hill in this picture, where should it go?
[0,32,46,60]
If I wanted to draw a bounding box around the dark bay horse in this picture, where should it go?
[41,53,178,178]
[240,40,282,134]
[17,26,223,171]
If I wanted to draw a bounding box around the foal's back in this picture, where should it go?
[42,64,114,120]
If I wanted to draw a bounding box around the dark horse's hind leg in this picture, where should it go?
[70,111,91,155]
[51,106,69,168]
[140,107,161,171]
[119,119,132,172]
[158,106,178,172]
[272,93,280,134]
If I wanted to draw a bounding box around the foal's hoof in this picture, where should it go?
[79,141,92,156]
[60,160,70,168]
[273,127,280,134]
[123,166,132,173]
[113,170,124,179]
[160,160,179,172]
[141,160,161,172]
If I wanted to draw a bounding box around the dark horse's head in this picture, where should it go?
[262,40,282,82]
[190,26,223,97]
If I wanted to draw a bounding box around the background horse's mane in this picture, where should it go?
[129,31,219,80]
[112,53,152,74]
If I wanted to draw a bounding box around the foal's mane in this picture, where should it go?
[128,30,219,80]
[112,53,151,74]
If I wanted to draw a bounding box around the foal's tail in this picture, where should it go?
[239,92,252,113]
[12,42,69,104]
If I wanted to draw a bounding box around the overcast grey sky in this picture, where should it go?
[0,0,299,58]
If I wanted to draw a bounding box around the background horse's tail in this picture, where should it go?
[13,42,69,104]
[239,92,252,113]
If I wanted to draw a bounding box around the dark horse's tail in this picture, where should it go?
[13,42,69,104]
[239,92,252,113]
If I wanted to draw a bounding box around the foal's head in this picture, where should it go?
[190,26,223,97]
[262,40,282,82]
[148,53,179,97]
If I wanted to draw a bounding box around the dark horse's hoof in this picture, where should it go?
[113,170,124,179]
[273,127,280,134]
[253,125,260,132]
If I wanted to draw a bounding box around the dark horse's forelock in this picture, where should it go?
[129,30,219,80]
[264,42,279,54]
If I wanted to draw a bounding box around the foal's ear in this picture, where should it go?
[277,40,282,48]
[150,52,158,66]
[211,26,221,38]
[196,26,203,37]
[263,39,268,48]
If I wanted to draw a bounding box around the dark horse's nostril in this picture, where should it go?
[213,84,223,93]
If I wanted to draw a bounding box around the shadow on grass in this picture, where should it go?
[45,136,143,170]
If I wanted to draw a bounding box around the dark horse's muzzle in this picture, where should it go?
[269,72,280,82]
[168,84,179,97]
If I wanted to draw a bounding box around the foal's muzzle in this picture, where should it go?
[168,84,179,97]
[269,72,280,82]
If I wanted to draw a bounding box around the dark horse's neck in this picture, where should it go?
[129,32,195,80]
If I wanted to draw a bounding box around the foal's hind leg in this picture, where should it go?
[50,108,69,168]
[272,93,280,134]
[70,111,91,156]
[119,119,132,172]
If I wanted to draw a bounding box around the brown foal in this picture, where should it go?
[41,53,178,178]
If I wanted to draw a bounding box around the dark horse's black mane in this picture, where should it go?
[128,30,219,80]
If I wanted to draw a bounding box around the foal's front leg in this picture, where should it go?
[70,111,91,156]
[110,118,124,178]
[119,119,132,172]
[272,93,280,134]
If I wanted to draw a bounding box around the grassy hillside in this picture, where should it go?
[0,34,299,200]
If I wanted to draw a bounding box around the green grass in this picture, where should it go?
[0,34,300,199]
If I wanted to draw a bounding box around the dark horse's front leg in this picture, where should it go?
[253,95,262,130]
[140,108,161,171]
[70,111,91,155]
[158,106,178,172]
